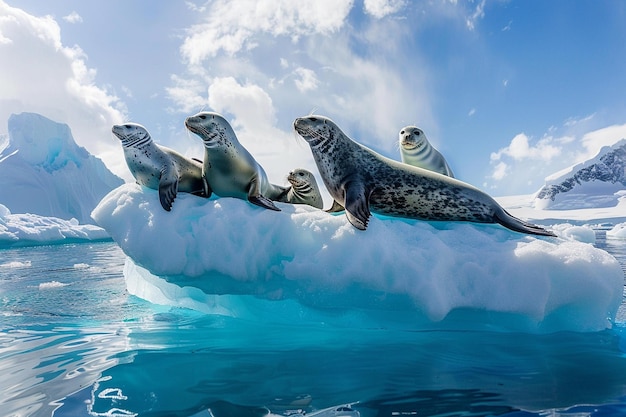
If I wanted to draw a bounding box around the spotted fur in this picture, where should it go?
[294,115,555,237]
[112,123,210,211]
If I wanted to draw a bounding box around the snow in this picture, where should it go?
[0,113,123,224]
[92,184,624,333]
[0,203,110,248]
[533,139,626,210]
[607,223,626,239]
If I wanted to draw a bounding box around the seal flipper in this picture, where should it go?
[249,195,281,211]
[326,200,345,213]
[343,183,371,230]
[494,208,556,237]
[158,175,178,211]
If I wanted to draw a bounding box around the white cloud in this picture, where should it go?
[62,11,82,24]
[491,161,507,180]
[465,0,486,31]
[0,2,128,178]
[293,67,319,93]
[486,121,626,194]
[364,0,406,19]
[166,74,208,114]
[180,0,354,65]
[491,133,561,162]
[580,123,626,158]
[468,108,476,117]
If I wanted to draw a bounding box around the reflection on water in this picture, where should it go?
[0,237,624,417]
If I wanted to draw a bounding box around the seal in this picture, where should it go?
[293,115,555,236]
[112,123,210,211]
[279,168,324,209]
[399,126,454,177]
[184,111,288,211]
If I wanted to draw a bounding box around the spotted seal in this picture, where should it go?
[279,168,324,209]
[293,115,555,236]
[184,111,288,211]
[399,126,454,177]
[112,123,210,211]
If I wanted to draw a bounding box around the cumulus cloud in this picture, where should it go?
[62,11,82,24]
[487,122,626,193]
[465,0,486,31]
[293,67,319,93]
[0,2,128,178]
[364,0,406,18]
[180,0,354,65]
[491,133,561,162]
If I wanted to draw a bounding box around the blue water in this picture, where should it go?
[0,234,625,417]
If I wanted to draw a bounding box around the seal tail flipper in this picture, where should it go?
[494,209,556,237]
[249,195,281,211]
[326,200,345,213]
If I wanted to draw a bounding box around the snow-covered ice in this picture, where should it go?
[92,184,624,332]
[607,222,626,239]
[0,203,110,248]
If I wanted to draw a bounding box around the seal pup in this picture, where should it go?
[184,111,288,211]
[279,168,324,209]
[294,115,555,236]
[112,123,210,211]
[399,126,454,177]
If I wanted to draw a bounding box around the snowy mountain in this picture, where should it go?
[533,139,626,210]
[0,112,123,224]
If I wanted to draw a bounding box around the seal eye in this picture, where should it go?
[415,131,420,136]
[124,124,131,129]
[308,117,318,122]
[298,172,305,176]
[199,115,206,120]
[400,130,405,135]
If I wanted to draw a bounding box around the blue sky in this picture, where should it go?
[2,0,626,197]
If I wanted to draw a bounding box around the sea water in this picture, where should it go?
[0,235,625,417]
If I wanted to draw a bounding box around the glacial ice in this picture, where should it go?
[92,184,624,332]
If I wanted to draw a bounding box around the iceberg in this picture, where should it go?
[92,184,624,332]
[0,203,110,248]
[0,112,124,224]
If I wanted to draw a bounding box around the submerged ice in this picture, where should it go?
[92,184,624,332]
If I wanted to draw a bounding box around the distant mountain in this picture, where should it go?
[0,112,123,224]
[533,139,626,210]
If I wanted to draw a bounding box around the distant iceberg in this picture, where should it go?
[92,184,624,333]
[0,112,124,224]
[0,203,110,248]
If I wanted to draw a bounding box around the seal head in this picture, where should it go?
[399,126,454,177]
[185,112,288,211]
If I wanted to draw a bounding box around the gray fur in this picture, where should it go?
[112,123,210,211]
[399,126,454,177]
[294,115,555,237]
[185,112,288,211]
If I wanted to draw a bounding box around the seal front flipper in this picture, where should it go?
[343,183,371,230]
[158,174,178,211]
[326,200,345,213]
[249,195,281,211]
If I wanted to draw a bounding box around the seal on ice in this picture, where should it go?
[185,111,288,211]
[294,115,554,236]
[112,123,210,211]
[399,126,454,177]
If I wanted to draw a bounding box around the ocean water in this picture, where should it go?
[0,234,625,417]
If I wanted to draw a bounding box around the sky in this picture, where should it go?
[2,0,626,197]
